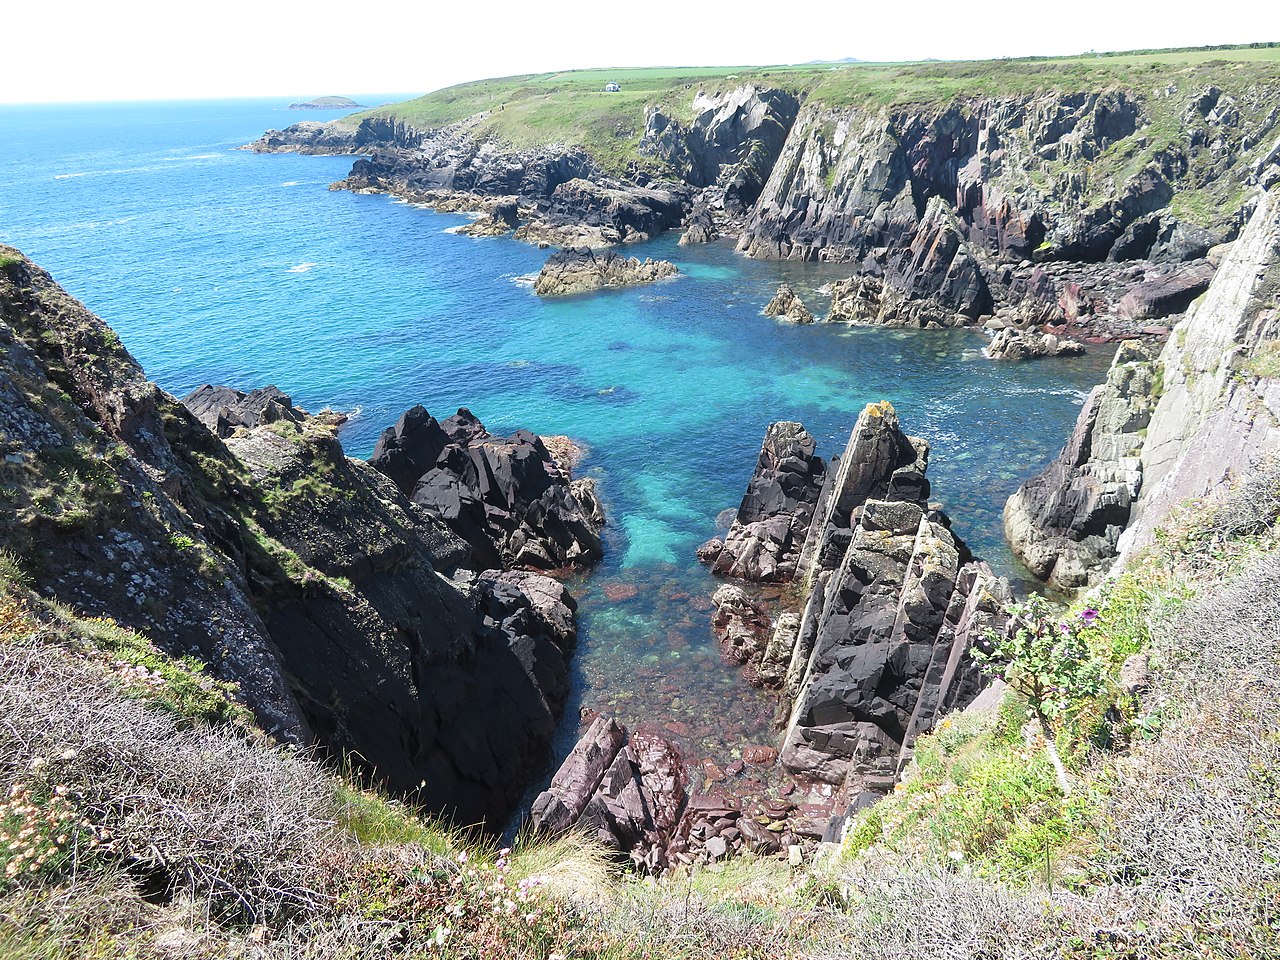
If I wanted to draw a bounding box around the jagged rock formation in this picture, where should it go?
[532,247,679,296]
[0,247,586,827]
[698,421,826,581]
[639,85,801,216]
[368,404,604,571]
[455,199,519,236]
[1003,342,1157,588]
[529,716,687,871]
[762,283,814,324]
[984,328,1086,361]
[514,179,688,247]
[679,202,717,245]
[703,405,1010,795]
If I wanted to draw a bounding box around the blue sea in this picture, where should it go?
[0,98,1112,768]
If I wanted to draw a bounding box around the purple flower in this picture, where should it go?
[1079,608,1099,624]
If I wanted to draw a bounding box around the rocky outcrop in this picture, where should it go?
[0,247,585,827]
[640,85,801,215]
[1004,342,1157,588]
[700,421,826,581]
[532,247,679,296]
[455,199,519,236]
[515,179,688,247]
[679,202,717,245]
[701,402,1009,798]
[1120,184,1280,554]
[289,96,365,110]
[984,328,1086,361]
[368,404,604,571]
[530,716,687,871]
[762,283,814,324]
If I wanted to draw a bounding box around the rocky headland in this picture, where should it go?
[251,58,1279,346]
[289,96,366,110]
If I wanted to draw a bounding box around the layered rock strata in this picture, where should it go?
[368,404,604,571]
[0,248,586,827]
[706,404,1011,793]
[698,421,826,581]
[532,247,679,297]
[1004,342,1157,588]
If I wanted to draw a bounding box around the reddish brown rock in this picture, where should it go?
[742,745,779,766]
[603,582,639,602]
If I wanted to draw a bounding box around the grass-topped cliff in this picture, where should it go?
[341,44,1280,176]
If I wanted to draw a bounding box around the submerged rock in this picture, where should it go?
[369,405,604,571]
[762,283,815,324]
[532,247,679,297]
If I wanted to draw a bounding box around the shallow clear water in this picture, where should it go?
[0,99,1114,777]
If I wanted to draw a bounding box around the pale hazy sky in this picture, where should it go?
[1,0,1273,104]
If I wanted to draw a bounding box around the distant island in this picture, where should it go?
[288,96,365,110]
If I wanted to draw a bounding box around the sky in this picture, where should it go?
[1,0,1274,104]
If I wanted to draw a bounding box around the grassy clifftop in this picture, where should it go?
[342,44,1280,173]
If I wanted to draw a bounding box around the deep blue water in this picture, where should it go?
[0,99,1113,770]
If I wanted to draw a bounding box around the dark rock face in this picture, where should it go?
[521,179,687,246]
[530,716,688,871]
[369,405,604,571]
[1116,260,1216,320]
[710,584,773,667]
[707,421,826,581]
[640,85,801,215]
[679,202,717,245]
[820,200,990,327]
[1005,341,1157,588]
[0,249,587,829]
[532,246,679,296]
[762,283,814,324]
[984,328,1086,361]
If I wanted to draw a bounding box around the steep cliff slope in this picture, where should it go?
[1006,178,1280,587]
[0,247,583,826]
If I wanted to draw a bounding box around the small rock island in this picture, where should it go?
[288,96,365,110]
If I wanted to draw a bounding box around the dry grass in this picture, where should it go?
[0,636,337,923]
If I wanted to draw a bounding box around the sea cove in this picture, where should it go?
[0,97,1112,779]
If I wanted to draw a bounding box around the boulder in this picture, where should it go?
[984,328,1086,361]
[679,202,718,245]
[710,585,772,665]
[762,283,815,324]
[533,247,679,296]
[1116,260,1216,320]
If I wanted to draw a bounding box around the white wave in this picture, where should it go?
[286,262,317,274]
[280,180,301,187]
[511,273,537,286]
[53,172,88,180]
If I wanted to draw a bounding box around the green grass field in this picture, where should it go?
[341,43,1280,174]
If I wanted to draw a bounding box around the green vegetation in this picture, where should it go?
[1243,340,1280,379]
[348,44,1280,175]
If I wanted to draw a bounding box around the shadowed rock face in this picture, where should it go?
[0,247,591,829]
[369,405,604,571]
[699,421,826,582]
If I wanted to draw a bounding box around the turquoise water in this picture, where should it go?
[0,99,1113,773]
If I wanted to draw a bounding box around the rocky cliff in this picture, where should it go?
[1006,173,1280,589]
[0,247,591,827]
[253,60,1279,339]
